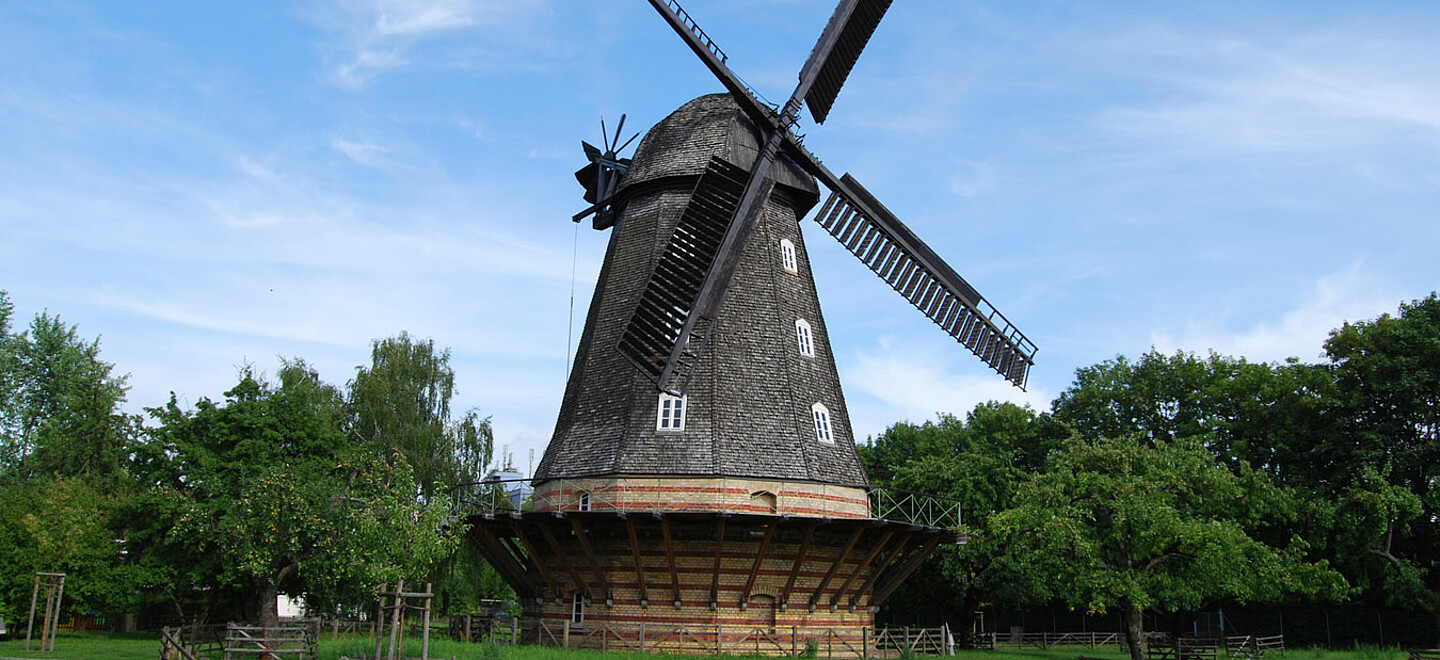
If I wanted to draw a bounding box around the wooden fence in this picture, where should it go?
[222,622,318,660]
[160,624,226,660]
[473,619,939,658]
[159,622,318,660]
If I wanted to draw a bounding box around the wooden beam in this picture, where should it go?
[708,518,727,609]
[741,523,776,607]
[626,517,649,607]
[808,526,865,611]
[662,517,682,608]
[850,531,912,609]
[537,519,590,599]
[872,534,943,605]
[830,528,894,610]
[780,523,816,611]
[512,521,560,602]
[569,518,613,605]
[469,524,538,597]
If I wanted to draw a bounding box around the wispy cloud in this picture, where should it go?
[843,336,1051,440]
[311,0,556,88]
[1150,264,1400,363]
[1095,31,1440,154]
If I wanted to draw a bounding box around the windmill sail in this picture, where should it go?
[801,0,894,124]
[813,174,1036,388]
[633,0,1036,394]
[617,156,748,392]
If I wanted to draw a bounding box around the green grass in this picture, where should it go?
[0,632,1421,660]
[0,630,156,660]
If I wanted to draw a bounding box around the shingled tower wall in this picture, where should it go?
[537,93,866,487]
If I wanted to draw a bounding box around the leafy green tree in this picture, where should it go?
[1053,350,1338,484]
[993,436,1346,660]
[861,403,1063,644]
[135,360,456,627]
[1323,293,1440,643]
[0,302,132,483]
[349,332,493,499]
[0,477,141,620]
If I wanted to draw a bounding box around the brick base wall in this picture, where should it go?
[532,476,871,518]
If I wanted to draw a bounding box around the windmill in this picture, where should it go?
[461,2,1023,653]
[620,0,1036,397]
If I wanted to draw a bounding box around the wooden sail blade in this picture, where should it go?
[812,174,1037,389]
[646,0,778,131]
[801,0,893,125]
[617,157,748,389]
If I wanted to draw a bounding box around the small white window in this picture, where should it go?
[795,319,814,358]
[779,239,798,274]
[571,592,586,627]
[657,393,687,431]
[578,491,592,511]
[812,402,834,444]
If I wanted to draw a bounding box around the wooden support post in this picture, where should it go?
[421,582,432,660]
[513,522,560,601]
[709,518,726,609]
[781,524,816,611]
[627,517,650,607]
[872,535,942,605]
[851,532,911,609]
[570,518,612,604]
[832,528,894,610]
[374,588,385,660]
[25,574,40,651]
[388,579,404,660]
[809,527,864,611]
[741,523,776,607]
[538,519,590,599]
[662,517,682,607]
[49,576,64,652]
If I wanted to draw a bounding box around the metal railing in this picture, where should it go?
[449,478,960,530]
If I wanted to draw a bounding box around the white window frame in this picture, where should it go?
[779,239,798,274]
[657,393,687,432]
[571,592,586,628]
[577,491,592,512]
[812,402,834,444]
[795,319,815,358]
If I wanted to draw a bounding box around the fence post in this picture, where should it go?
[421,582,432,660]
[863,626,869,660]
[388,579,405,660]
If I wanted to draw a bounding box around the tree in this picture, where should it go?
[860,403,1063,644]
[136,360,456,627]
[1323,293,1440,643]
[0,476,142,621]
[993,435,1345,660]
[0,302,132,483]
[1053,350,1338,484]
[349,332,493,499]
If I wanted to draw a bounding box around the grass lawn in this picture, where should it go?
[0,632,1422,660]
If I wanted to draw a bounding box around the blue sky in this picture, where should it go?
[3,1,1438,474]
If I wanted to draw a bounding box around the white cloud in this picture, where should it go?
[843,336,1051,440]
[330,138,394,168]
[1096,32,1440,154]
[312,0,554,88]
[1150,265,1401,363]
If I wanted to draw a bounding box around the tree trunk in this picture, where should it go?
[1121,602,1145,660]
[256,578,280,629]
[958,592,981,649]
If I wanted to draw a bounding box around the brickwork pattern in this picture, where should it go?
[531,477,871,518]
